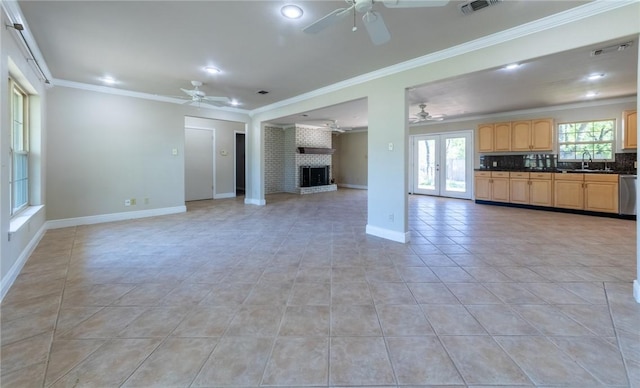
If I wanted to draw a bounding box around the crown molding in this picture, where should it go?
[52,78,251,114]
[250,0,637,117]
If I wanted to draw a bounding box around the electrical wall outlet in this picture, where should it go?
[492,161,498,167]
[124,199,131,206]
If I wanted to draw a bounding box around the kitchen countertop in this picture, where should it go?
[475,168,636,175]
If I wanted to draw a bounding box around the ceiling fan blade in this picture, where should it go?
[303,7,352,34]
[362,11,390,45]
[180,88,197,97]
[382,0,449,8]
[202,96,230,103]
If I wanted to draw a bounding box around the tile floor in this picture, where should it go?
[1,189,639,387]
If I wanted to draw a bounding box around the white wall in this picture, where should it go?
[0,10,49,298]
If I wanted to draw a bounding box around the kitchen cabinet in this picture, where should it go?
[511,119,553,151]
[509,172,530,204]
[584,174,619,213]
[477,122,510,152]
[509,172,553,206]
[554,173,619,213]
[494,122,511,151]
[529,172,553,207]
[474,171,509,202]
[478,124,494,152]
[623,110,637,149]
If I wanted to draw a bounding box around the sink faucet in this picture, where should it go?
[581,150,592,169]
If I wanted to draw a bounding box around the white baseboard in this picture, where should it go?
[46,206,187,229]
[1,223,47,301]
[244,198,266,206]
[634,279,640,303]
[338,183,368,190]
[214,192,236,199]
[366,224,410,243]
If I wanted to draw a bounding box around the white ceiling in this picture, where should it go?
[13,1,638,129]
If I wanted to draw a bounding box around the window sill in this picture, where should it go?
[9,205,44,234]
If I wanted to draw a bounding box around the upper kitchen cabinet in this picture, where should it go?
[494,122,511,151]
[623,110,637,149]
[478,124,494,152]
[511,119,553,151]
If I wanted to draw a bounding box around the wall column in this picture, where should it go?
[366,86,409,243]
[244,118,266,205]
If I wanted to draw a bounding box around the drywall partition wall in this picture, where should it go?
[0,10,49,298]
[264,126,285,194]
[334,131,368,189]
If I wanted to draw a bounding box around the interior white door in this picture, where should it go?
[412,131,472,199]
[185,128,214,201]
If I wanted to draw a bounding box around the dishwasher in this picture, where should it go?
[619,175,637,215]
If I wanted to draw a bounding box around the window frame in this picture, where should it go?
[556,118,616,162]
[9,78,29,215]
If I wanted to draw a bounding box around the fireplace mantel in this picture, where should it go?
[297,147,335,155]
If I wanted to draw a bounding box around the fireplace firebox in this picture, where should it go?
[300,166,330,187]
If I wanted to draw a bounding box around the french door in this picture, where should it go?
[411,131,473,199]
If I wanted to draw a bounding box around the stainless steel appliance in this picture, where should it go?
[619,175,637,215]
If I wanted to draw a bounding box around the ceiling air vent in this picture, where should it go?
[459,0,502,15]
[591,41,633,57]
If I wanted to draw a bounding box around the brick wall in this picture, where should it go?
[264,124,334,194]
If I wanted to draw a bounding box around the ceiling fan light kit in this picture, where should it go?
[303,0,449,45]
[177,80,232,106]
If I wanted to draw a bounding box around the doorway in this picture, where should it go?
[411,131,473,199]
[235,132,245,196]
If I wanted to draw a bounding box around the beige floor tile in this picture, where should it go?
[49,338,161,387]
[386,336,463,385]
[44,339,106,385]
[225,305,285,336]
[549,336,629,386]
[288,282,331,305]
[191,336,273,387]
[441,336,532,385]
[331,282,373,305]
[198,282,253,306]
[157,283,213,306]
[466,304,539,335]
[122,337,217,387]
[495,336,600,386]
[445,283,502,304]
[0,361,46,388]
[331,267,367,282]
[422,305,486,335]
[408,283,459,304]
[369,282,416,305]
[376,304,434,336]
[53,306,103,337]
[513,305,595,336]
[278,305,330,336]
[262,337,329,386]
[0,332,52,375]
[556,304,616,337]
[60,306,144,339]
[0,308,57,345]
[483,282,546,304]
[244,281,293,305]
[120,306,192,338]
[112,283,177,306]
[331,304,382,336]
[296,267,331,283]
[329,336,395,386]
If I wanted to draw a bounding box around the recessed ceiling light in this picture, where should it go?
[504,63,520,70]
[587,73,605,80]
[230,99,240,106]
[205,66,221,74]
[100,76,117,85]
[586,91,598,98]
[281,4,303,19]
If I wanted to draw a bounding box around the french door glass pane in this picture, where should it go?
[445,137,466,192]
[418,139,436,191]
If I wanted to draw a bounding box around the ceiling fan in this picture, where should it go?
[178,81,230,106]
[410,103,444,123]
[303,0,449,45]
[323,120,352,133]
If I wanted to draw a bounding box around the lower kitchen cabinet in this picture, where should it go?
[554,173,619,213]
[509,172,530,204]
[584,174,619,213]
[474,171,509,202]
[509,172,553,207]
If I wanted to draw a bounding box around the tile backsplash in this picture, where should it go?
[480,153,637,172]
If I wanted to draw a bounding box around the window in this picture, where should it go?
[10,79,29,214]
[557,119,615,161]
